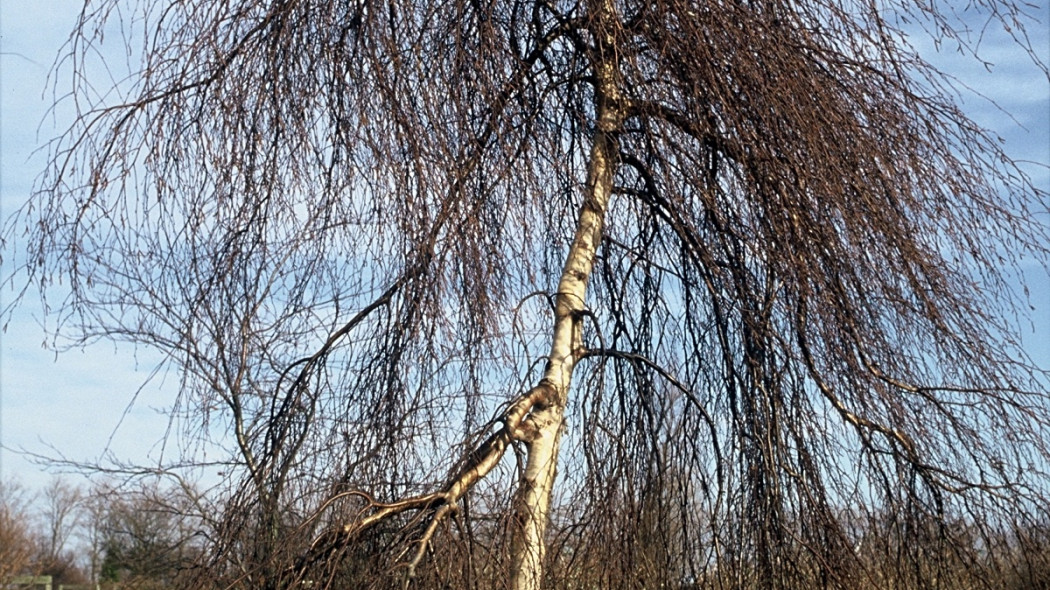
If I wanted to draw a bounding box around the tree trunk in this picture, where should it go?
[508,3,624,588]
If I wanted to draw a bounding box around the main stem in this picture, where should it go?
[508,3,624,588]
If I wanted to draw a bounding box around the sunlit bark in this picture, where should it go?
[508,2,626,587]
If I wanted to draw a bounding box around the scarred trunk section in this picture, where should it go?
[508,3,624,588]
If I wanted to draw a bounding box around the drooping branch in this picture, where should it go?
[580,347,725,490]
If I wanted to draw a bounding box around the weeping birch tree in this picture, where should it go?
[8,0,1050,588]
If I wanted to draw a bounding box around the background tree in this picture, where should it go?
[33,478,89,586]
[0,476,203,587]
[6,0,1049,589]
[0,479,37,582]
[92,480,202,589]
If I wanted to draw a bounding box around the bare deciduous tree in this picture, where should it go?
[6,0,1050,589]
[33,478,89,585]
[90,480,203,588]
[0,480,37,582]
[38,478,82,568]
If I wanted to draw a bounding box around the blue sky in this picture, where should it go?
[1,1,1048,493]
[1,0,185,490]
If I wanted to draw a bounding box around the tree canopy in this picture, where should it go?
[7,0,1050,588]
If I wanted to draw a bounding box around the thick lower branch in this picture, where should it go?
[293,383,554,582]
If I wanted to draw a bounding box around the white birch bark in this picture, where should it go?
[316,4,627,586]
[508,2,624,587]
